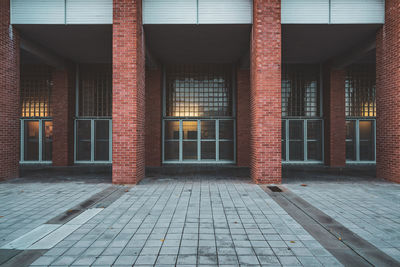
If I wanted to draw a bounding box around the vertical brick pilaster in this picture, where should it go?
[112,0,145,184]
[323,66,346,167]
[250,0,281,184]
[52,67,75,166]
[0,0,19,180]
[145,68,162,167]
[376,0,400,183]
[237,68,251,167]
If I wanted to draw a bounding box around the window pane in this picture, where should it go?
[165,141,179,160]
[24,121,39,161]
[219,141,234,161]
[201,141,216,160]
[307,121,322,161]
[94,120,109,161]
[219,120,233,140]
[183,141,197,160]
[165,121,180,140]
[282,121,286,161]
[42,121,53,161]
[346,121,356,161]
[289,120,304,161]
[201,121,215,139]
[359,121,375,161]
[77,120,91,161]
[183,121,197,140]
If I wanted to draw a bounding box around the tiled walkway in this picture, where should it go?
[0,182,109,248]
[28,179,340,266]
[285,181,400,262]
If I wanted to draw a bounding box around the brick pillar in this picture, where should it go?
[52,67,75,166]
[0,0,19,180]
[323,66,346,167]
[237,68,251,167]
[145,68,162,167]
[250,0,281,184]
[112,0,145,184]
[376,0,400,183]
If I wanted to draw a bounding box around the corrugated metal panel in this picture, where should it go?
[11,0,65,24]
[143,0,197,24]
[282,0,329,24]
[66,0,112,24]
[198,0,252,24]
[331,0,385,24]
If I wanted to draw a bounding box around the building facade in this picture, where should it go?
[0,0,399,184]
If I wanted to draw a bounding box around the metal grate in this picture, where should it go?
[282,64,320,117]
[165,64,233,117]
[20,65,53,118]
[345,64,376,117]
[79,64,112,117]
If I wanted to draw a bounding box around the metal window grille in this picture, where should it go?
[20,65,52,118]
[345,64,376,117]
[165,64,233,118]
[282,64,320,117]
[78,64,112,117]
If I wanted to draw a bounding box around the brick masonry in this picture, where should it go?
[236,68,251,167]
[376,0,400,183]
[52,67,75,166]
[0,0,19,180]
[323,66,346,167]
[250,0,281,184]
[145,68,162,167]
[112,0,145,184]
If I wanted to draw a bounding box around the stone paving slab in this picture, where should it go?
[0,182,109,248]
[285,181,400,263]
[28,178,341,266]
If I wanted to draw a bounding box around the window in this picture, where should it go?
[20,65,53,163]
[163,65,235,163]
[282,64,323,163]
[75,64,112,163]
[345,64,376,162]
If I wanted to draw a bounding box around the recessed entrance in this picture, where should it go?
[162,64,235,163]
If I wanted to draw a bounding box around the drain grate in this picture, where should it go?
[267,186,282,192]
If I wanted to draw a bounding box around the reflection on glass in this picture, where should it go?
[201,121,215,139]
[219,141,234,161]
[201,141,216,160]
[219,120,233,140]
[346,121,356,161]
[183,121,197,140]
[95,120,109,161]
[359,121,374,161]
[282,121,286,161]
[42,121,53,161]
[77,120,91,161]
[165,121,180,140]
[24,121,39,161]
[307,120,322,161]
[165,141,179,160]
[289,121,304,161]
[183,141,197,160]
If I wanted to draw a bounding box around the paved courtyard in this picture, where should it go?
[0,172,398,267]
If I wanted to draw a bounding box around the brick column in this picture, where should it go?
[323,66,346,167]
[145,68,162,167]
[237,68,251,167]
[376,0,400,183]
[0,0,20,180]
[112,0,145,184]
[250,0,281,184]
[52,67,75,166]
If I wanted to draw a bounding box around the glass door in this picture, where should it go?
[21,119,53,163]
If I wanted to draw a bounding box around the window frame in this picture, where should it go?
[346,118,376,164]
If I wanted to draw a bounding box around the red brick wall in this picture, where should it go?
[323,66,346,167]
[0,0,19,180]
[145,68,162,167]
[376,0,400,183]
[236,68,251,167]
[250,0,281,184]
[52,67,75,166]
[112,0,145,184]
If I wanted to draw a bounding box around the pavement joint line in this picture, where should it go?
[261,185,399,267]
